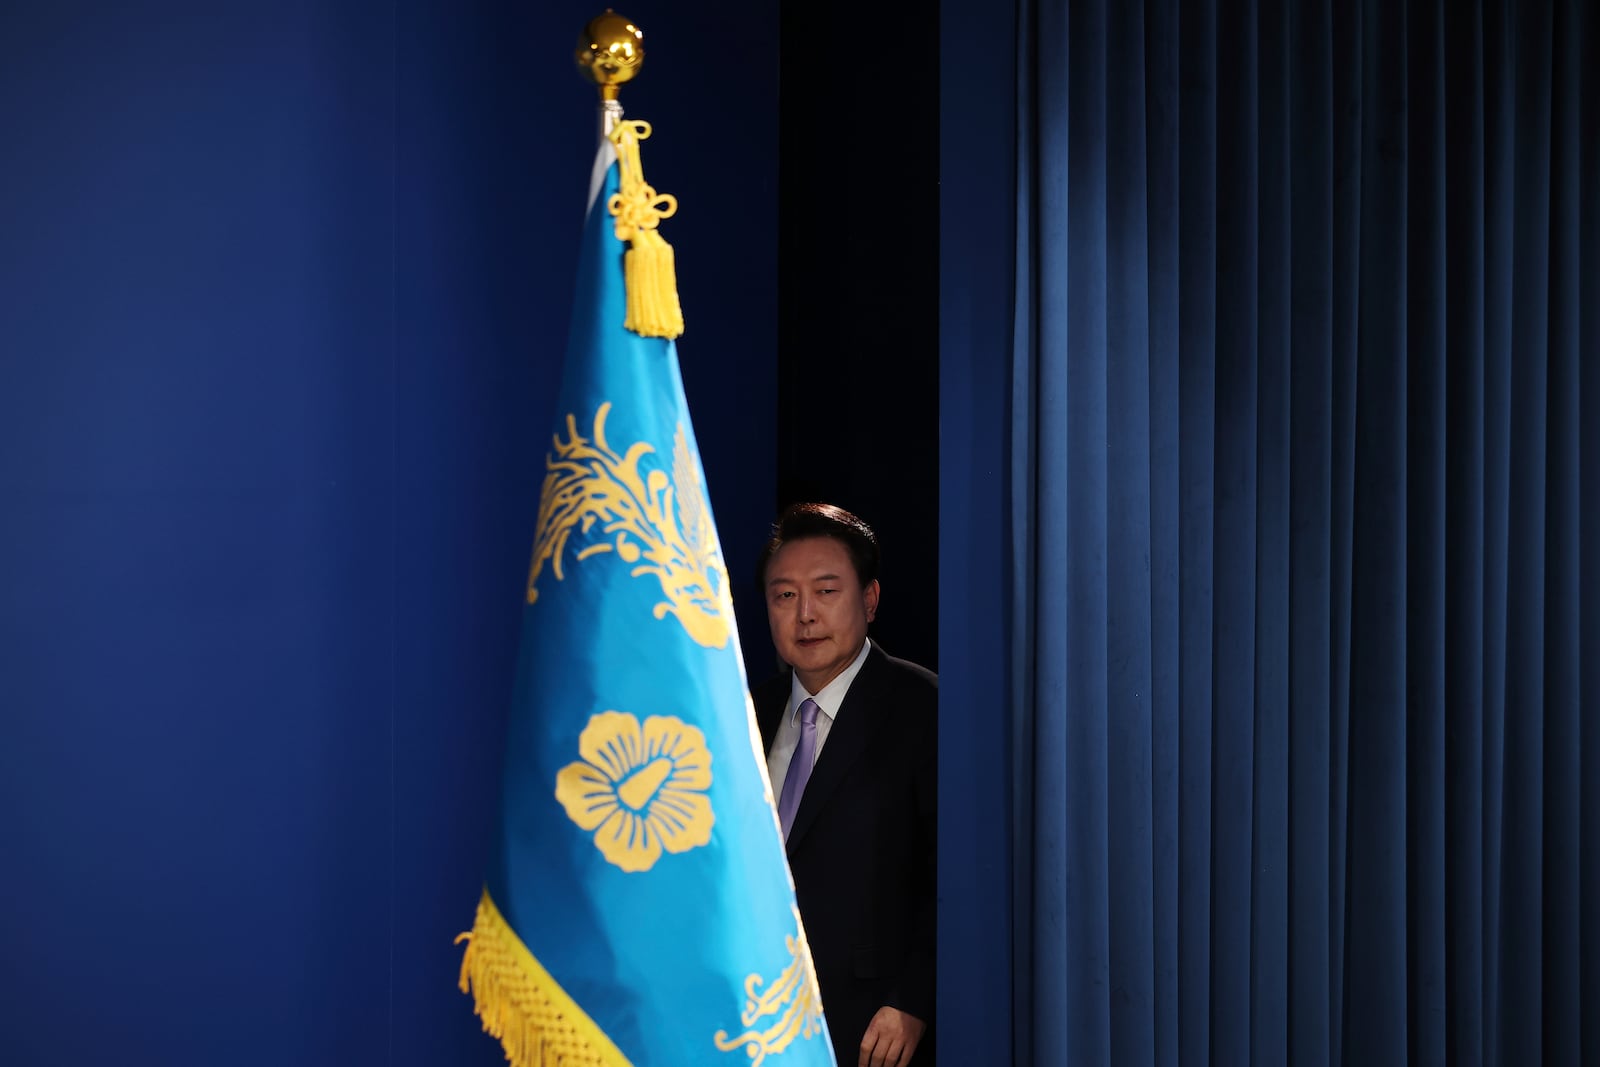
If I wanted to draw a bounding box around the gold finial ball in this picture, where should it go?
[576,11,645,100]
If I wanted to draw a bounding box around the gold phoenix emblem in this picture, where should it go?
[555,710,714,872]
[527,402,732,649]
[713,908,827,1064]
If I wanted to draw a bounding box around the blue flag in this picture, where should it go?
[458,118,836,1067]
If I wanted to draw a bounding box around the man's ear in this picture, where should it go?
[863,579,881,623]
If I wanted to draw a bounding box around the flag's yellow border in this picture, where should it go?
[457,888,633,1067]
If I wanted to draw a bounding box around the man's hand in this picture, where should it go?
[858,1005,926,1067]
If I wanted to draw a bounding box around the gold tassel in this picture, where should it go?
[608,119,685,339]
[456,888,633,1067]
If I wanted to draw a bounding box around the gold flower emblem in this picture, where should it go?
[556,710,715,872]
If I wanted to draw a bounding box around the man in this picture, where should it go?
[755,503,937,1067]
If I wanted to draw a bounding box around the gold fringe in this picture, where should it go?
[456,888,633,1067]
[607,120,685,339]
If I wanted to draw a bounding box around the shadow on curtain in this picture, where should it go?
[940,0,1598,1064]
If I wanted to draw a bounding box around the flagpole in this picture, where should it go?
[575,9,685,339]
[577,10,644,139]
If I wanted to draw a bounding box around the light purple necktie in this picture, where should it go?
[777,698,821,839]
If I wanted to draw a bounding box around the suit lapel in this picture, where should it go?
[785,646,891,854]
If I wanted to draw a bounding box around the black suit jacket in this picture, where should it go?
[755,644,937,1067]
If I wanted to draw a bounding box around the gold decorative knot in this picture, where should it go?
[605,119,684,338]
[607,120,678,241]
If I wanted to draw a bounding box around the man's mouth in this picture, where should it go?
[795,636,825,647]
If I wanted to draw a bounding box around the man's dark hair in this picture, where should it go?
[758,503,880,589]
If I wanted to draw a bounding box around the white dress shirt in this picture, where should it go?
[765,637,874,799]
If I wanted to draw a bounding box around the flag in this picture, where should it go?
[457,116,836,1067]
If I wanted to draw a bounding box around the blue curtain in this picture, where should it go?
[940,0,1598,1063]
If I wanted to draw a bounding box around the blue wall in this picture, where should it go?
[0,2,776,1064]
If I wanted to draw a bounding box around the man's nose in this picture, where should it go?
[797,597,816,623]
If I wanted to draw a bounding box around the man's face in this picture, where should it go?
[764,536,880,694]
